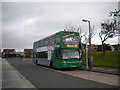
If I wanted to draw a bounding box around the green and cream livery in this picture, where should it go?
[33,31,83,68]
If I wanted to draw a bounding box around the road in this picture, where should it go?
[0,58,2,90]
[3,58,118,88]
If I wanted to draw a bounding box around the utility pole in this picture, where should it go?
[82,19,92,70]
[85,37,88,70]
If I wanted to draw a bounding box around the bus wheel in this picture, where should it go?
[50,62,54,68]
[35,60,38,65]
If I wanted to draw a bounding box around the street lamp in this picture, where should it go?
[82,19,92,70]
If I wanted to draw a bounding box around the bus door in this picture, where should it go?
[48,50,51,60]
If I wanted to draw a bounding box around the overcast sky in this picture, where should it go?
[1,1,119,51]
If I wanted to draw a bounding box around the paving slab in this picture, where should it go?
[2,59,36,88]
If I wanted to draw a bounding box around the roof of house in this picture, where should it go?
[2,49,16,53]
[112,44,120,50]
[24,49,33,52]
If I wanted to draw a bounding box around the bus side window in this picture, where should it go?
[33,43,36,48]
[37,51,48,58]
[51,37,56,45]
[56,35,60,43]
[56,50,61,59]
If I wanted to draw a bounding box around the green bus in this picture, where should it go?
[33,31,83,68]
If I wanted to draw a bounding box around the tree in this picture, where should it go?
[99,9,120,53]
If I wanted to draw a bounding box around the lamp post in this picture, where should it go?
[82,19,92,70]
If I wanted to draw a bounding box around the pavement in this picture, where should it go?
[2,59,36,88]
[82,65,120,75]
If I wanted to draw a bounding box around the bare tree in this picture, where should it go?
[91,26,96,38]
[65,23,81,32]
[64,23,96,44]
[99,9,120,53]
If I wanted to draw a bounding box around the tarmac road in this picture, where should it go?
[3,58,118,88]
[0,58,2,90]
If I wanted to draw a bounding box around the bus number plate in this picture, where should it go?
[71,66,76,67]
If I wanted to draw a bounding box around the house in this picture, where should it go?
[2,49,16,58]
[82,44,98,52]
[24,49,33,58]
[82,43,120,52]
[112,44,120,51]
[91,44,98,52]
[108,45,115,51]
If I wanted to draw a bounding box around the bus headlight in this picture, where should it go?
[60,61,66,64]
[79,61,82,63]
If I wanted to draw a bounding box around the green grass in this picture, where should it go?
[82,51,119,68]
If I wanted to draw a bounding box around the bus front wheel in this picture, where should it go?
[50,62,54,68]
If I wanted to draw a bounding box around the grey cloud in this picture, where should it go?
[2,2,118,50]
[0,2,2,49]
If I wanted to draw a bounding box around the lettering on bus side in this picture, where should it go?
[36,46,55,52]
[36,46,48,52]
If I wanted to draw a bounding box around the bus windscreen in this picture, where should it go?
[62,32,80,48]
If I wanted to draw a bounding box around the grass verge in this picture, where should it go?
[82,51,119,68]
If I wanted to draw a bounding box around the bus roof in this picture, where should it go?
[55,30,79,34]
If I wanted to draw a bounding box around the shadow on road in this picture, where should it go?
[36,64,84,71]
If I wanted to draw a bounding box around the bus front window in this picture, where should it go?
[62,49,80,59]
[63,36,79,43]
[62,32,80,48]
